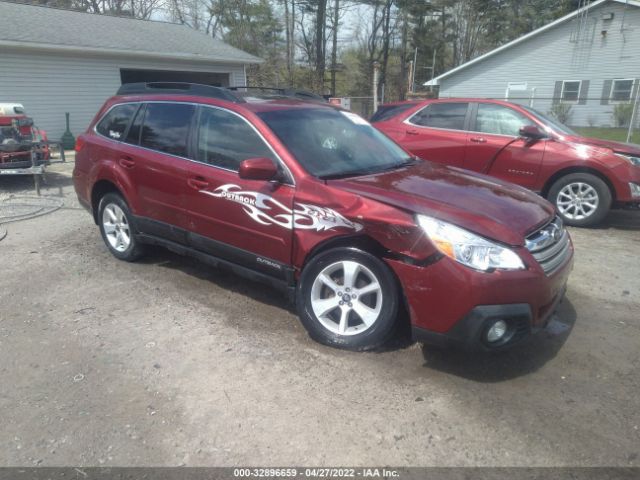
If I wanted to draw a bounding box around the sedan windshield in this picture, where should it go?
[257,108,413,179]
[522,106,577,136]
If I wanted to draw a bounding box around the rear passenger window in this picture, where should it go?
[140,103,195,157]
[124,104,145,145]
[410,103,468,130]
[96,103,137,140]
[196,107,275,171]
[370,103,416,122]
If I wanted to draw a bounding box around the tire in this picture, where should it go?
[547,173,612,227]
[97,192,144,261]
[296,247,399,351]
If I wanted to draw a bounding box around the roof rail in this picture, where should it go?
[228,86,327,103]
[117,82,242,103]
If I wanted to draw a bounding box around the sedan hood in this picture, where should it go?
[330,161,554,246]
[565,135,640,155]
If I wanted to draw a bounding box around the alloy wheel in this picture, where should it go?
[556,182,599,220]
[310,260,383,336]
[102,203,131,252]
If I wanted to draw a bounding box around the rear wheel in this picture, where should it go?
[297,248,399,351]
[548,173,611,227]
[98,193,144,261]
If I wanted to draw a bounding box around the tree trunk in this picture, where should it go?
[315,0,327,93]
[284,0,292,85]
[399,7,408,100]
[330,0,339,97]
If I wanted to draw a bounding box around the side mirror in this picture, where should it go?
[519,124,546,140]
[238,157,279,181]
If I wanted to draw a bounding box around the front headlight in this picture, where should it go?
[417,215,525,272]
[615,152,640,166]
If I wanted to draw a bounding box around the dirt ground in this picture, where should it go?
[0,160,638,467]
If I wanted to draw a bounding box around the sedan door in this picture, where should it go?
[401,102,470,168]
[463,103,546,188]
[182,105,295,280]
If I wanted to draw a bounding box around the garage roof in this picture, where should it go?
[0,1,262,64]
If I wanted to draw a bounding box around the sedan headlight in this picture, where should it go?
[417,215,525,272]
[615,152,640,166]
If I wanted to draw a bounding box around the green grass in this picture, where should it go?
[572,127,640,145]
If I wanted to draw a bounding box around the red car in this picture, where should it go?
[73,83,573,351]
[372,98,640,227]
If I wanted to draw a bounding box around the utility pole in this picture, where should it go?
[412,47,418,93]
[627,80,640,143]
[373,61,380,113]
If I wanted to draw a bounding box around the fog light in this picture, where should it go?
[630,182,640,198]
[486,320,508,343]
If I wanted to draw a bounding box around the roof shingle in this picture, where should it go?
[0,1,262,64]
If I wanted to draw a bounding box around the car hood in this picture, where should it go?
[565,135,640,155]
[330,161,555,246]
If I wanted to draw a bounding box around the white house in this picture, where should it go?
[0,1,261,139]
[425,0,640,128]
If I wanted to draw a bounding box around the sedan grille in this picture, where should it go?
[525,217,571,275]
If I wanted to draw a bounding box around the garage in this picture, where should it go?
[0,1,261,140]
[119,69,231,87]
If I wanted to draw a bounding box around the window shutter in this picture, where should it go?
[552,81,563,104]
[578,80,590,105]
[601,80,612,105]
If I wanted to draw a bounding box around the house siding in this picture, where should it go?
[0,48,247,139]
[438,1,640,128]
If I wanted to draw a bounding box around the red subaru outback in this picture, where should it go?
[373,98,640,227]
[73,83,573,351]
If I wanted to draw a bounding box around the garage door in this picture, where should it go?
[120,69,231,87]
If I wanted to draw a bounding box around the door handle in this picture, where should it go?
[118,156,135,169]
[470,137,487,143]
[406,129,419,136]
[187,177,209,190]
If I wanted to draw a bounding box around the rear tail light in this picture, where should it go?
[75,136,86,152]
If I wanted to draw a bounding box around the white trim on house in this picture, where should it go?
[423,0,640,86]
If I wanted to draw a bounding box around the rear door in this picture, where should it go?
[401,102,470,167]
[118,101,196,242]
[464,103,545,188]
[181,105,295,278]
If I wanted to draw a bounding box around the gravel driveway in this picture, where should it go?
[0,161,638,467]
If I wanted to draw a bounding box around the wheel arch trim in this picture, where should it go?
[541,166,617,201]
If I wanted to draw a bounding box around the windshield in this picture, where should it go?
[257,108,413,179]
[521,106,577,136]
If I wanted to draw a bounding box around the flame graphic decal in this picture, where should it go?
[201,184,362,232]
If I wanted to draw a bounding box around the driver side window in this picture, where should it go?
[196,107,276,171]
[475,104,534,137]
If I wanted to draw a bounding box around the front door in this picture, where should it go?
[464,103,545,188]
[182,105,295,279]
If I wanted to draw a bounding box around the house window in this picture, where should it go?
[611,79,634,102]
[561,81,581,102]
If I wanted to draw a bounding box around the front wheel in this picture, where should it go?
[296,248,399,351]
[548,173,612,227]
